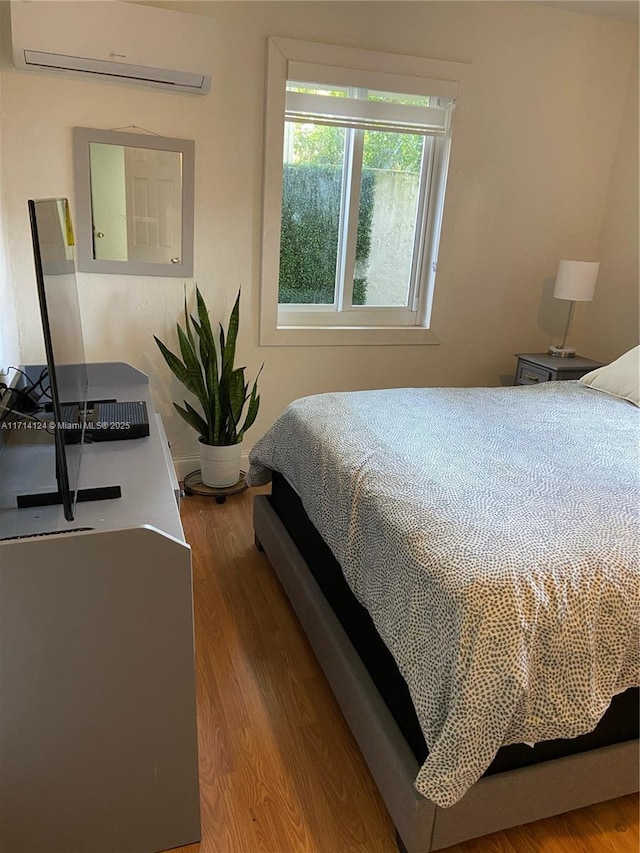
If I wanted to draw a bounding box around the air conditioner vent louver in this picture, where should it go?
[23,51,206,91]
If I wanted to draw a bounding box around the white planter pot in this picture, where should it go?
[200,442,241,488]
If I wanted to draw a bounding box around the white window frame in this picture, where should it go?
[260,37,468,346]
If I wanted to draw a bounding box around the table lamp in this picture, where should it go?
[549,259,599,358]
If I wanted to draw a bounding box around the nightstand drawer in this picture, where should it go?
[516,362,552,385]
[514,353,605,385]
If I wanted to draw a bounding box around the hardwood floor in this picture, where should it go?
[170,488,639,853]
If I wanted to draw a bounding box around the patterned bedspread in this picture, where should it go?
[247,382,640,807]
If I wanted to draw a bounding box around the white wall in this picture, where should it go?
[571,42,639,363]
[0,1,637,467]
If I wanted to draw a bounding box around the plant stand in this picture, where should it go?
[182,470,248,504]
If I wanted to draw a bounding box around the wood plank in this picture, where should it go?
[168,487,638,853]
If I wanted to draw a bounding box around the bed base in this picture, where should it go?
[253,495,639,852]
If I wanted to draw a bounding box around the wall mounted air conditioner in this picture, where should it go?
[10,1,213,95]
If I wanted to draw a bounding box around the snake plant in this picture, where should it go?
[154,288,262,446]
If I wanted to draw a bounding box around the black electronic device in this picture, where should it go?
[53,400,151,443]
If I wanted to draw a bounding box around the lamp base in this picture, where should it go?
[548,345,577,358]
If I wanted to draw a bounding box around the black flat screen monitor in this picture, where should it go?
[28,198,88,521]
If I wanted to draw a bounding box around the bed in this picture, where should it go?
[247,379,639,852]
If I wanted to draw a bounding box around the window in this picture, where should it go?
[261,38,467,346]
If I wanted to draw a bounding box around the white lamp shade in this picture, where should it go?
[553,260,599,302]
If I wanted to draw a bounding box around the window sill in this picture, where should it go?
[259,325,440,347]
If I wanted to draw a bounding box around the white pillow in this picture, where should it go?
[578,345,640,406]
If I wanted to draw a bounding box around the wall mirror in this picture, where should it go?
[73,127,194,277]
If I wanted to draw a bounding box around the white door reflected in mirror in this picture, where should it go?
[89,143,183,265]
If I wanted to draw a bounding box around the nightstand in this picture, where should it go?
[514,353,604,385]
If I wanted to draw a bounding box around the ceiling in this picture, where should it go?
[538,1,639,24]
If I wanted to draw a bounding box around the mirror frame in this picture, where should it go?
[72,127,195,277]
